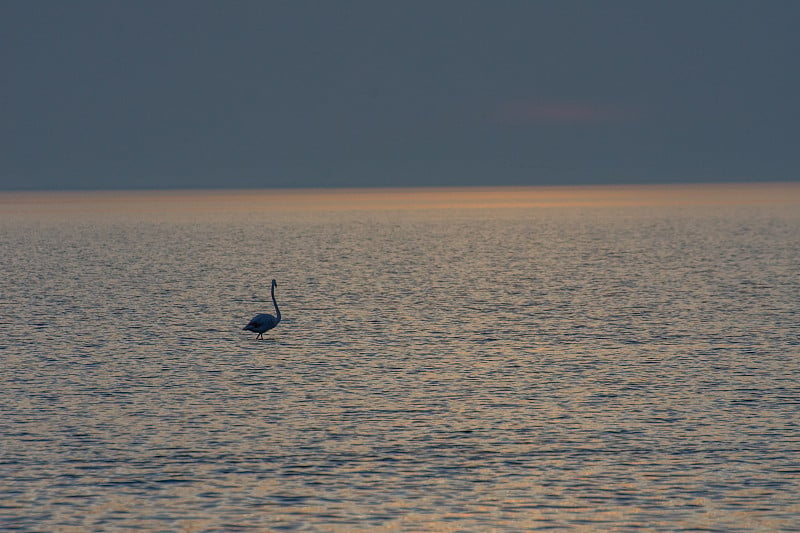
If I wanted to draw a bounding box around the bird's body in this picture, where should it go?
[243,279,281,339]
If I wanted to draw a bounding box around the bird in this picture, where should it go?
[243,279,282,339]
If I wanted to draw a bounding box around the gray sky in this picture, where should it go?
[2,1,798,190]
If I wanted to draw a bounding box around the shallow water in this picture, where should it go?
[2,186,799,531]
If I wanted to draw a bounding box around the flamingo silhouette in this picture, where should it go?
[243,279,281,339]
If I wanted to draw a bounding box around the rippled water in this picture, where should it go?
[2,186,799,531]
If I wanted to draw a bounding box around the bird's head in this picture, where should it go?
[272,279,277,288]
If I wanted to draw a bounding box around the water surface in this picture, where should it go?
[2,184,799,531]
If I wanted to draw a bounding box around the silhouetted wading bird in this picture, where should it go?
[243,279,281,339]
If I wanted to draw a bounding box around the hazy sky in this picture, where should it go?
[2,1,799,190]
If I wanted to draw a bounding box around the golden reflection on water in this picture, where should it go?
[3,181,799,531]
[2,182,799,215]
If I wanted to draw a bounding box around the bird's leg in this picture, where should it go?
[257,332,263,339]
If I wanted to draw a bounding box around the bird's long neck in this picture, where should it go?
[271,284,281,323]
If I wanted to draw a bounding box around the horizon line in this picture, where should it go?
[3,181,799,213]
[1,178,799,195]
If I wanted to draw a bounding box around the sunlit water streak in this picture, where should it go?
[1,184,799,531]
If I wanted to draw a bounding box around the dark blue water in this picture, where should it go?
[1,187,799,531]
